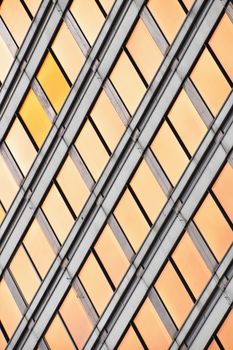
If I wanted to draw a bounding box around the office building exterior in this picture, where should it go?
[0,0,232,349]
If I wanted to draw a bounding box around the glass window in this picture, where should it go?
[0,36,13,83]
[5,118,37,175]
[183,0,195,10]
[118,327,143,350]
[126,18,163,83]
[45,315,76,350]
[79,253,113,315]
[52,23,85,83]
[147,0,185,43]
[19,89,51,148]
[134,298,171,349]
[151,121,189,186]
[0,330,7,349]
[110,51,146,115]
[0,154,18,210]
[217,311,233,350]
[60,288,93,349]
[155,261,193,328]
[208,340,221,350]
[37,52,70,113]
[168,89,207,155]
[114,189,150,252]
[0,203,5,224]
[24,0,41,16]
[99,0,114,13]
[194,194,233,261]
[70,0,105,45]
[191,48,231,116]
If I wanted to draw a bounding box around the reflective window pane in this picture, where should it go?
[0,203,5,224]
[0,154,18,210]
[0,330,7,350]
[217,311,233,350]
[0,36,13,83]
[118,327,143,350]
[45,315,76,350]
[99,0,114,13]
[24,0,41,16]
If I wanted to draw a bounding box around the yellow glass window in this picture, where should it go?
[147,0,185,43]
[194,194,233,261]
[217,311,233,350]
[114,189,150,252]
[118,327,144,350]
[60,288,93,349]
[90,91,125,152]
[42,185,74,244]
[37,52,70,113]
[110,51,146,115]
[5,118,37,176]
[151,121,189,186]
[24,0,41,16]
[79,253,113,315]
[94,225,129,287]
[75,120,109,181]
[191,49,231,116]
[45,315,76,350]
[56,156,89,216]
[0,154,18,210]
[52,23,85,83]
[126,18,163,83]
[19,89,51,148]
[0,36,13,83]
[168,89,207,155]
[155,261,193,328]
[134,298,171,349]
[70,0,105,45]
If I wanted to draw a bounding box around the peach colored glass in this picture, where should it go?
[147,0,185,43]
[23,219,55,278]
[0,204,5,224]
[134,298,171,350]
[182,0,195,10]
[60,288,93,349]
[217,311,233,349]
[57,156,89,216]
[37,52,70,112]
[172,232,211,298]
[10,246,40,304]
[151,121,189,186]
[0,331,7,350]
[42,185,74,244]
[0,36,13,83]
[24,0,41,15]
[130,160,166,222]
[0,154,18,209]
[212,163,233,222]
[52,23,85,83]
[208,340,220,350]
[194,194,233,261]
[45,315,76,350]
[168,89,207,155]
[75,120,109,181]
[90,91,125,152]
[110,51,146,114]
[0,0,31,45]
[94,225,129,287]
[19,89,51,147]
[70,0,104,45]
[155,261,193,328]
[114,189,150,252]
[118,327,144,350]
[126,18,163,83]
[0,279,21,337]
[209,14,233,81]
[99,0,114,13]
[79,253,112,315]
[191,48,231,116]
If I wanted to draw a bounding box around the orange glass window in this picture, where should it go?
[208,340,221,350]
[24,0,41,16]
[182,0,195,10]
[99,0,114,13]
[0,154,18,210]
[217,311,233,350]
[0,203,5,224]
[0,36,13,83]
[45,315,76,350]
[118,327,144,350]
[0,330,7,350]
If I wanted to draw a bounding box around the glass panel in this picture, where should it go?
[45,315,76,350]
[110,51,146,114]
[0,330,7,350]
[151,121,189,186]
[60,288,93,349]
[0,203,5,224]
[99,0,114,13]
[168,89,207,155]
[194,194,233,261]
[42,185,74,244]
[23,219,55,278]
[130,160,167,222]
[0,154,18,210]
[208,340,221,350]
[79,253,113,315]
[94,225,129,287]
[52,23,85,83]
[172,232,211,298]
[37,52,70,113]
[126,18,163,83]
[212,163,233,222]
[191,48,231,116]
[217,311,233,350]
[5,118,37,175]
[70,0,104,45]
[56,156,89,216]
[24,0,41,16]
[134,298,171,349]
[155,261,193,328]
[75,120,109,181]
[147,0,185,43]
[114,189,150,252]
[90,91,125,152]
[19,89,51,148]
[118,327,143,350]
[0,36,13,83]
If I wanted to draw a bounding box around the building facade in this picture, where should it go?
[0,0,232,349]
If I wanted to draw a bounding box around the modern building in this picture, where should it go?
[0,0,232,349]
